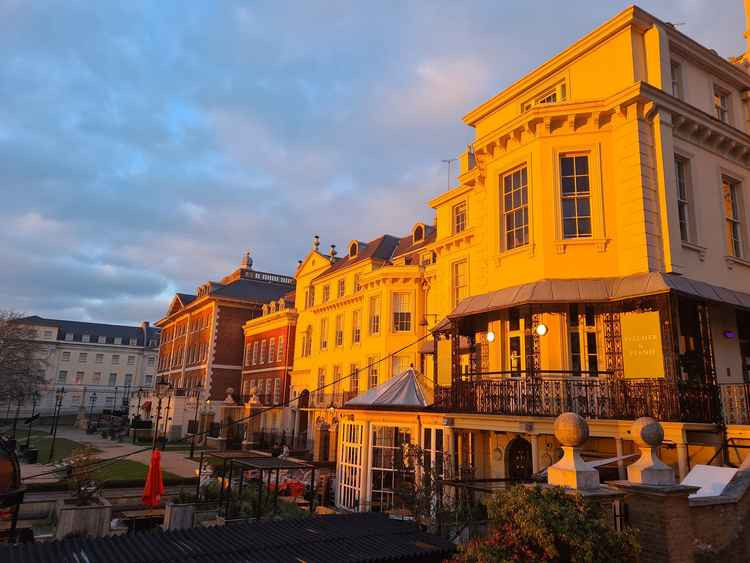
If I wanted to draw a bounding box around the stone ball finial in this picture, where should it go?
[631,417,664,448]
[554,412,589,447]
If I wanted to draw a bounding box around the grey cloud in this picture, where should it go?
[0,0,743,323]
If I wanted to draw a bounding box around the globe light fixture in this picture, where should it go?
[535,323,549,336]
[486,331,496,342]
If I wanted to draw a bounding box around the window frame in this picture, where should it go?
[501,164,530,251]
[670,61,683,100]
[674,154,695,243]
[722,175,745,258]
[391,292,412,333]
[451,259,468,308]
[713,85,730,124]
[452,201,467,234]
[369,295,381,336]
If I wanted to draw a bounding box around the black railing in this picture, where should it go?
[434,372,720,423]
[720,383,750,425]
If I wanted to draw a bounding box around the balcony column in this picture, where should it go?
[530,434,540,474]
[676,443,689,481]
[615,437,626,480]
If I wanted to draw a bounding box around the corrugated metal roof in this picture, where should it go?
[448,272,750,319]
[0,513,454,563]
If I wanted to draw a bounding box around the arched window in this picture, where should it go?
[413,225,424,242]
[349,242,358,257]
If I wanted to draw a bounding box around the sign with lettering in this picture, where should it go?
[621,311,665,379]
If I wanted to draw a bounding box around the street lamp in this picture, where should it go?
[132,387,144,444]
[151,376,172,450]
[189,383,203,459]
[88,392,97,421]
[47,387,66,463]
[112,386,118,415]
[25,392,40,450]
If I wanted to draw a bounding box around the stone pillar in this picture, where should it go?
[547,413,600,491]
[676,443,689,482]
[610,417,698,563]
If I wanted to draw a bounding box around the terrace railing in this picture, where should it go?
[720,383,750,425]
[433,371,721,423]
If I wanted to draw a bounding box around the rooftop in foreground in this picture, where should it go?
[0,513,455,563]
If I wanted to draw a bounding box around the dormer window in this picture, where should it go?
[521,80,567,113]
[413,225,424,243]
[349,242,358,257]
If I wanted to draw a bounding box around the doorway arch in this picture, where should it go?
[506,436,533,481]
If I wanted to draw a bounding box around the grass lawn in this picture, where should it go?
[93,459,181,484]
[25,436,96,463]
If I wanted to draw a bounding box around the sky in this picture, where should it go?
[0,0,745,325]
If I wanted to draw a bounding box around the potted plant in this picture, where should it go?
[55,446,112,539]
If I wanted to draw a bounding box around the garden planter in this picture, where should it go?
[55,496,112,539]
[163,502,196,530]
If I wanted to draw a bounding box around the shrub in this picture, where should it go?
[452,485,639,563]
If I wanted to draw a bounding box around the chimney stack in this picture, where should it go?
[329,244,337,263]
[313,235,320,251]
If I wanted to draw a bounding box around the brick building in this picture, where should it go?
[149,253,294,439]
[240,294,297,439]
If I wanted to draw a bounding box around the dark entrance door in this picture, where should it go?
[507,437,533,481]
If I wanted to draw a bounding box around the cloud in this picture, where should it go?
[0,0,744,324]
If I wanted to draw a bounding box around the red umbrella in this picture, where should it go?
[142,449,164,507]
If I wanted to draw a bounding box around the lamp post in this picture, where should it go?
[88,392,97,421]
[132,387,144,444]
[112,386,118,415]
[189,383,203,459]
[25,392,39,449]
[47,387,66,463]
[151,377,172,451]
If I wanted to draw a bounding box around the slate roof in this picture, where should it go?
[176,293,197,306]
[20,316,160,347]
[0,513,455,563]
[312,235,401,281]
[392,225,437,259]
[208,277,295,303]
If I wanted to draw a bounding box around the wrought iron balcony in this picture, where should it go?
[433,370,721,424]
[720,383,750,425]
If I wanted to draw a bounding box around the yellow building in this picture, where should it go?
[334,5,750,512]
[290,231,434,460]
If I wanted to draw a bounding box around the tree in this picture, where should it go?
[452,485,639,563]
[0,311,47,404]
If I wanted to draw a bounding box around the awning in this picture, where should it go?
[448,272,750,320]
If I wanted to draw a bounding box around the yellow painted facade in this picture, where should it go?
[328,5,750,509]
[290,238,430,405]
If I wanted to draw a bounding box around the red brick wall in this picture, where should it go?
[241,322,296,404]
[209,367,242,400]
[213,305,260,365]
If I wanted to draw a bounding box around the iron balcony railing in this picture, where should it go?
[434,370,721,424]
[720,383,750,425]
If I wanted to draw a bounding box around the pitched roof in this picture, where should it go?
[346,367,434,409]
[209,277,295,303]
[0,513,455,563]
[20,316,160,346]
[312,235,401,281]
[392,225,437,260]
[176,293,197,306]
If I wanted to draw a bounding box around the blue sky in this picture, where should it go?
[0,0,745,324]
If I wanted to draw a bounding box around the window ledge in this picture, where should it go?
[725,255,750,269]
[554,238,609,254]
[682,241,707,261]
[496,243,535,265]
